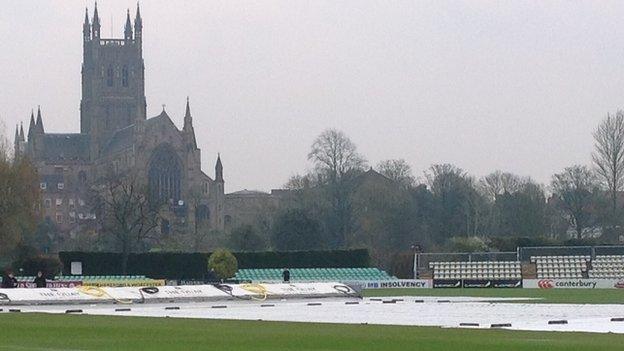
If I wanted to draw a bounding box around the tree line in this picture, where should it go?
[227,112,624,268]
[2,111,624,271]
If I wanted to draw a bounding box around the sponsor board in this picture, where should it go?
[357,279,432,289]
[366,279,431,289]
[524,279,624,289]
[83,279,166,287]
[491,280,522,288]
[17,281,83,289]
[463,280,522,288]
[178,280,209,286]
[434,279,522,289]
[462,280,491,288]
[433,279,462,288]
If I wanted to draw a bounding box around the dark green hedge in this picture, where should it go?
[235,249,370,269]
[58,249,370,279]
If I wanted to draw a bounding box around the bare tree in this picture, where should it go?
[376,159,416,189]
[91,172,162,274]
[308,129,366,182]
[480,171,525,201]
[284,173,321,190]
[551,165,598,239]
[425,164,467,193]
[303,129,367,248]
[592,111,624,224]
[425,164,485,238]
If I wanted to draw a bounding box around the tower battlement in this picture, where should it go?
[96,38,137,47]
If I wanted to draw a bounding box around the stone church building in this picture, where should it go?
[14,4,226,248]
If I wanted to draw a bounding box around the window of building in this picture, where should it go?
[57,182,64,190]
[78,171,87,184]
[40,182,47,190]
[69,199,75,209]
[196,205,210,222]
[56,213,63,224]
[161,219,170,235]
[105,106,111,128]
[56,198,63,207]
[79,199,85,206]
[122,66,129,87]
[44,198,51,208]
[106,65,114,86]
[148,144,182,203]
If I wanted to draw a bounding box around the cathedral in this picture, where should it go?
[13,4,225,245]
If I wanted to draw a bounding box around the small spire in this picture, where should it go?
[185,96,191,118]
[93,2,100,24]
[135,2,142,28]
[215,154,224,182]
[125,9,133,40]
[19,122,25,141]
[28,110,35,140]
[83,7,91,41]
[35,106,44,134]
[92,2,101,38]
[27,110,35,139]
[14,124,19,142]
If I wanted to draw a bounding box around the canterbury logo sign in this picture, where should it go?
[537,279,597,289]
[526,279,624,289]
[537,280,554,289]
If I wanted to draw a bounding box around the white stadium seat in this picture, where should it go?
[431,261,521,280]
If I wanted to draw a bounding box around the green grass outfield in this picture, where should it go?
[1,313,623,351]
[363,288,624,304]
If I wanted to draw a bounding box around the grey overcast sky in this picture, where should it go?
[2,1,624,192]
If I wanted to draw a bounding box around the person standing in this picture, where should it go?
[1,271,18,288]
[282,268,290,283]
[33,271,47,288]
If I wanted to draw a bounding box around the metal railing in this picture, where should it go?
[518,245,624,261]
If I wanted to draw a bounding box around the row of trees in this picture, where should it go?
[2,110,624,271]
[71,111,624,270]
[221,112,624,268]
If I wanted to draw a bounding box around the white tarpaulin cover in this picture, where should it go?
[5,296,624,334]
[0,282,357,305]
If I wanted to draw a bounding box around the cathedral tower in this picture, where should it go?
[80,3,146,159]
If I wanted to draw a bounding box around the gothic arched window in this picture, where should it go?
[196,204,209,223]
[126,106,132,125]
[148,144,183,204]
[106,65,114,87]
[78,171,87,185]
[122,66,129,87]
